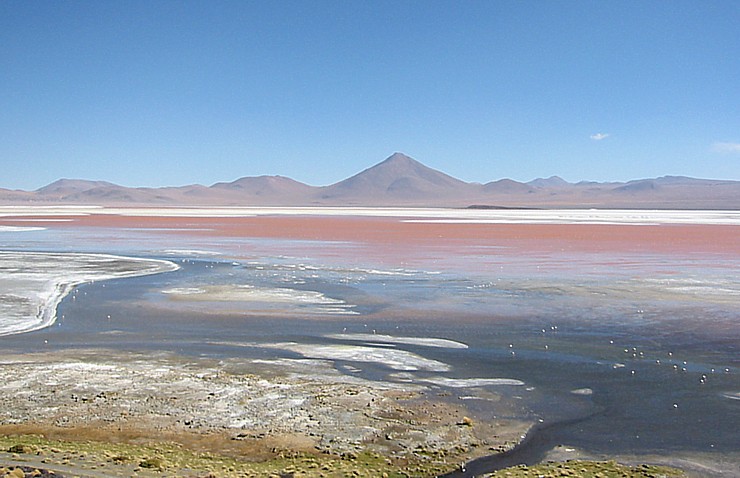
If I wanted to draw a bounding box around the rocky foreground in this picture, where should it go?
[0,349,534,477]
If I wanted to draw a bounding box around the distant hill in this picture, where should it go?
[2,152,739,209]
[211,175,316,204]
[482,179,534,194]
[527,176,570,189]
[35,178,119,197]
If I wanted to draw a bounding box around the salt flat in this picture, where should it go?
[0,251,178,336]
[3,205,740,224]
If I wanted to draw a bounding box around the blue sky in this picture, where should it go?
[1,1,739,189]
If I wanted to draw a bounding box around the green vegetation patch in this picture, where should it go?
[485,459,686,477]
[0,434,450,477]
[0,435,688,477]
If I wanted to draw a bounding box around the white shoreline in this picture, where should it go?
[0,251,180,337]
[3,206,740,225]
[0,225,46,232]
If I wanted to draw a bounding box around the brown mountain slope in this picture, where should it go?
[35,179,119,197]
[211,175,316,204]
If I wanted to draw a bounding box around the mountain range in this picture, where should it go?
[2,152,739,209]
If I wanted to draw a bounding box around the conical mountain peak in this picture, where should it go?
[380,152,418,165]
[358,153,460,181]
[319,152,472,204]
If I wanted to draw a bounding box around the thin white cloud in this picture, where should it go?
[711,142,740,154]
[590,133,609,141]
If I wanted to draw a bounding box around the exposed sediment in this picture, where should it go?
[0,350,532,476]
